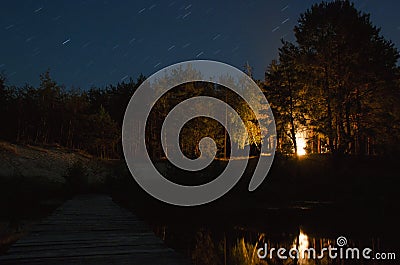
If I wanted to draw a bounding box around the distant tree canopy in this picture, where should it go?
[265,0,400,156]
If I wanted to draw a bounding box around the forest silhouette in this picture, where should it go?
[0,1,399,159]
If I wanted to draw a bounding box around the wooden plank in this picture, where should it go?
[0,194,191,265]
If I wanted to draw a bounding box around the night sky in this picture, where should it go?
[1,0,399,89]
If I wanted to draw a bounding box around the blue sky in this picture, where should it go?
[1,0,399,88]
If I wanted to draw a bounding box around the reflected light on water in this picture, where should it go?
[293,229,310,264]
[298,230,309,251]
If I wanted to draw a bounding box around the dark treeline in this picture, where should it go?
[0,72,265,159]
[0,72,145,158]
[1,0,400,158]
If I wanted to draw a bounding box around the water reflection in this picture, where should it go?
[293,230,310,264]
[153,224,390,265]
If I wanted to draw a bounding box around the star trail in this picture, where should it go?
[1,0,399,88]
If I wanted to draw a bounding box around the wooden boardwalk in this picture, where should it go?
[0,195,190,265]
